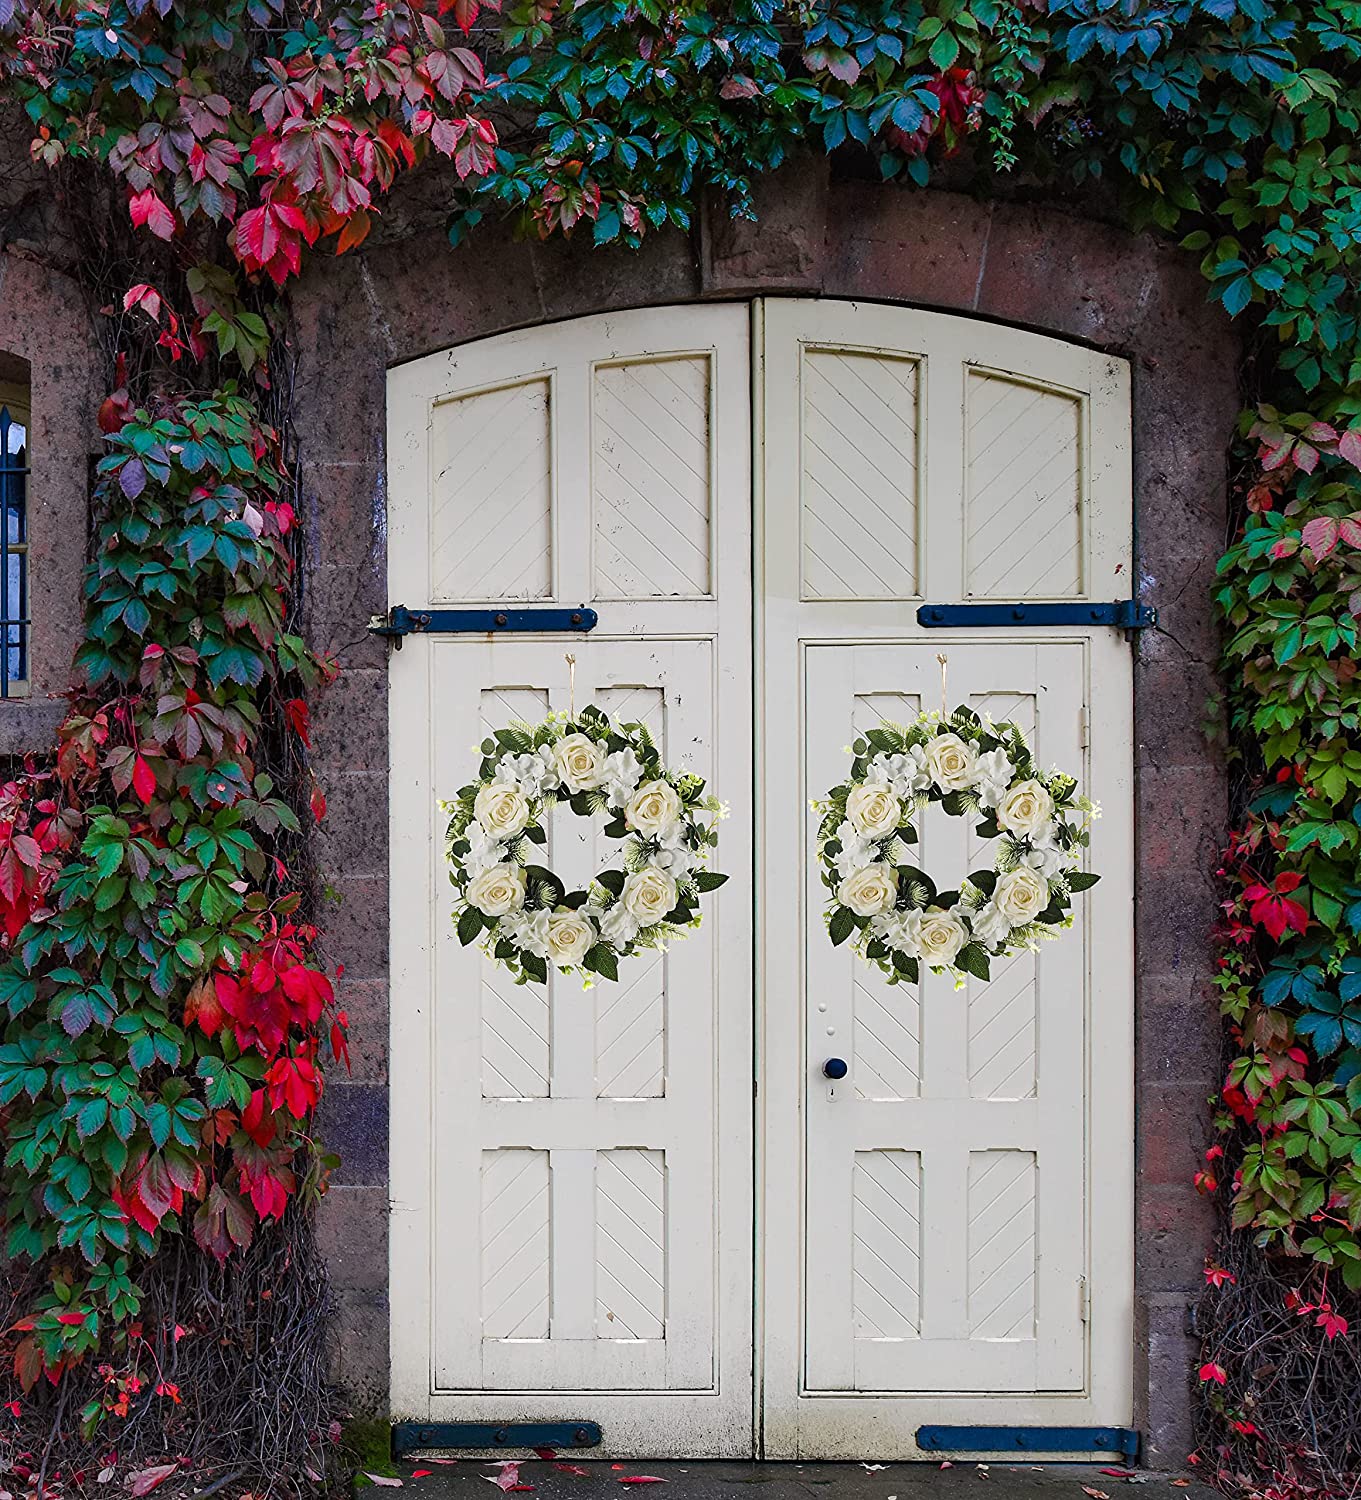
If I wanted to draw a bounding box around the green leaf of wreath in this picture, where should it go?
[1067,871,1101,891]
[957,943,991,981]
[457,908,484,946]
[829,907,856,946]
[693,870,729,892]
[521,952,548,985]
[969,869,998,898]
[585,944,618,982]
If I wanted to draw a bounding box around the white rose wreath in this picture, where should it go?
[444,703,728,985]
[814,704,1100,985]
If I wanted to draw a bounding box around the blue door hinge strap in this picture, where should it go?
[369,604,598,646]
[392,1421,602,1456]
[916,1426,1140,1459]
[917,601,1155,629]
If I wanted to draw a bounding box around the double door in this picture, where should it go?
[386,299,1134,1456]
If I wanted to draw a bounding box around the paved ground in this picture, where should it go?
[365,1459,1217,1500]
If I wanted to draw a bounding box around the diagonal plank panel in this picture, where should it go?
[965,373,1083,599]
[802,350,919,600]
[481,1149,551,1340]
[852,1151,921,1338]
[596,1149,666,1340]
[431,378,553,603]
[967,1150,1037,1341]
[594,357,712,599]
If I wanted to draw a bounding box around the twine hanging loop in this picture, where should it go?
[565,653,577,720]
[937,653,949,716]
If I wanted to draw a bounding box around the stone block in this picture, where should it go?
[1137,972,1221,1085]
[1137,1182,1215,1292]
[315,875,390,982]
[702,157,829,293]
[312,668,389,779]
[1135,1291,1199,1468]
[335,977,389,1086]
[821,182,992,311]
[1139,1082,1212,1186]
[1136,766,1227,875]
[317,1184,390,1294]
[319,1080,390,1187]
[314,773,389,880]
[334,1286,391,1416]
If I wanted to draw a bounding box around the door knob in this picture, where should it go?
[822,1057,848,1080]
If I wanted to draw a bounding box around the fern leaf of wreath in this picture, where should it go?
[443,707,728,985]
[813,705,1101,987]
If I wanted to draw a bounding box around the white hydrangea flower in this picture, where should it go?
[973,747,1016,811]
[497,752,551,797]
[602,747,645,808]
[652,823,697,876]
[464,821,507,876]
[598,902,640,950]
[968,900,1013,948]
[869,746,932,798]
[832,820,876,879]
[504,908,551,959]
[870,906,925,958]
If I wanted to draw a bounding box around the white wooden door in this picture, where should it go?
[758,299,1135,1457]
[387,296,1136,1460]
[387,306,753,1455]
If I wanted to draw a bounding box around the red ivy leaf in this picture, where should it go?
[284,697,312,747]
[128,190,176,241]
[132,754,156,805]
[310,785,327,823]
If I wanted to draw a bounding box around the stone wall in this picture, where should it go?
[289,159,1237,1463]
[0,247,103,753]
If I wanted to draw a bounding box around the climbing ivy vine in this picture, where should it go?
[1,0,1361,1481]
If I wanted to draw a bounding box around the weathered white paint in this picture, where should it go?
[387,298,1134,1458]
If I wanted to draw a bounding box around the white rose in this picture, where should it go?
[474,783,532,840]
[924,733,978,792]
[546,909,597,967]
[599,902,641,949]
[625,780,683,838]
[845,783,902,839]
[994,866,1050,927]
[917,909,968,967]
[466,863,527,917]
[551,732,607,792]
[968,900,1012,948]
[838,863,898,917]
[996,778,1056,838]
[622,866,679,926]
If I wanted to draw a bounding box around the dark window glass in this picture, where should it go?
[1,403,28,693]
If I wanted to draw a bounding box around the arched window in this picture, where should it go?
[0,360,29,697]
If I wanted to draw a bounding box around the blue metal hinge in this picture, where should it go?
[916,1426,1140,1460]
[917,601,1155,630]
[391,1421,602,1457]
[369,604,598,647]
